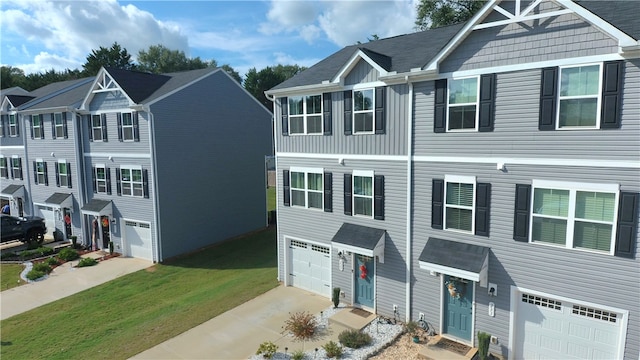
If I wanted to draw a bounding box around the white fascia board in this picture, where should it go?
[418,261,481,283]
[266,82,342,98]
[332,49,390,84]
[80,68,136,110]
[560,0,638,48]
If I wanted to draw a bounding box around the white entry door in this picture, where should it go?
[515,291,623,359]
[124,220,152,260]
[289,239,331,297]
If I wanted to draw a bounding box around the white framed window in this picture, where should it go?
[288,95,322,135]
[57,161,69,187]
[290,167,323,209]
[11,157,21,179]
[121,112,134,141]
[54,113,65,138]
[353,89,374,133]
[531,180,618,254]
[448,76,479,131]
[9,114,18,136]
[558,64,602,129]
[0,157,8,178]
[120,166,143,197]
[95,166,107,193]
[444,175,476,232]
[35,160,47,185]
[353,170,374,217]
[92,114,104,141]
[32,114,43,138]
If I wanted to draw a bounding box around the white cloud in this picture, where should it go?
[259,1,320,35]
[18,52,81,74]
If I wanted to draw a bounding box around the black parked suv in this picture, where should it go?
[1,214,47,245]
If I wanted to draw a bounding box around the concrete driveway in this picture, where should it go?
[131,286,332,360]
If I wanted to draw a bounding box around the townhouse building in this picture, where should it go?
[1,66,272,262]
[266,1,639,359]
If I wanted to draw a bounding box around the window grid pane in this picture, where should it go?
[575,191,615,222]
[533,188,569,217]
[532,217,567,245]
[574,221,612,251]
[446,208,472,231]
[449,78,478,104]
[446,182,473,207]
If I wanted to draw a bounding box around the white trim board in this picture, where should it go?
[83,152,151,159]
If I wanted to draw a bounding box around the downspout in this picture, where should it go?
[145,106,162,263]
[405,78,414,322]
[73,110,88,246]
[268,94,281,282]
[21,113,34,216]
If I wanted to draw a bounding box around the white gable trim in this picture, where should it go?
[332,49,390,84]
[79,68,135,110]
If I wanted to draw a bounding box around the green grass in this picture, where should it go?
[0,264,26,291]
[267,186,276,211]
[0,227,278,360]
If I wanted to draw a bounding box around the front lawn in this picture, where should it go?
[0,227,278,360]
[267,186,276,211]
[0,264,26,291]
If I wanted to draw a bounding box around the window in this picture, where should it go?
[531,180,617,253]
[95,166,108,193]
[121,113,134,140]
[0,157,8,178]
[448,77,478,131]
[444,176,475,232]
[289,96,322,135]
[35,160,47,185]
[54,113,65,138]
[91,114,105,141]
[32,114,43,139]
[353,171,373,216]
[353,89,374,133]
[120,167,143,197]
[9,114,18,136]
[57,161,70,187]
[558,64,601,128]
[289,168,323,209]
[11,157,22,179]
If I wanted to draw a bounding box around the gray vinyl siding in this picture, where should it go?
[1,114,25,147]
[413,59,640,161]
[276,156,408,319]
[89,91,132,111]
[82,112,152,154]
[440,4,618,73]
[345,60,379,85]
[276,84,409,155]
[410,162,640,358]
[151,70,271,260]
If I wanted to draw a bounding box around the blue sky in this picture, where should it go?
[0,0,419,78]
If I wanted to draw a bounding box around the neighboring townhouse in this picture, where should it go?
[266,1,639,359]
[2,67,272,263]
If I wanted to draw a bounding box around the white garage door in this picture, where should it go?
[36,206,55,239]
[289,240,331,297]
[515,292,623,360]
[124,221,152,260]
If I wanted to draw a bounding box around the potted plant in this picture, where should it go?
[332,287,341,308]
[405,321,420,343]
[109,241,114,255]
[477,331,491,360]
[69,235,78,248]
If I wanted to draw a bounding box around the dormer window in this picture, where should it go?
[289,95,322,135]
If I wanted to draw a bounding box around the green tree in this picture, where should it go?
[82,42,136,76]
[24,69,82,91]
[1,66,26,90]
[221,64,242,83]
[415,0,486,30]
[137,44,207,74]
[243,64,306,111]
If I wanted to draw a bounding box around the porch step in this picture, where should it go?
[418,335,478,360]
[328,308,376,331]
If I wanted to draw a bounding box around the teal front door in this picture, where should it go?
[355,255,374,308]
[443,275,473,340]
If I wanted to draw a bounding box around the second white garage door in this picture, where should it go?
[289,239,331,297]
[515,291,623,359]
[124,221,152,261]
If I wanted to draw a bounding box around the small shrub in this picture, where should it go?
[478,331,491,360]
[45,257,59,267]
[338,329,372,349]
[32,262,52,274]
[322,341,343,358]
[291,349,305,360]
[332,287,341,308]
[255,341,278,359]
[26,269,46,281]
[58,248,79,261]
[283,311,317,340]
[77,257,98,267]
[404,321,420,337]
[1,251,17,260]
[19,247,54,259]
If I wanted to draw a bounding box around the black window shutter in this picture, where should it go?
[475,183,491,236]
[324,172,332,212]
[513,184,532,242]
[117,113,123,141]
[88,115,93,142]
[67,163,72,188]
[374,175,385,220]
[281,97,289,136]
[92,167,97,193]
[33,161,38,184]
[101,113,108,141]
[55,163,60,187]
[40,116,44,139]
[375,87,385,134]
[133,112,140,141]
[282,170,290,206]
[323,92,332,135]
[478,74,495,132]
[615,192,638,258]
[106,168,112,195]
[431,179,444,229]
[434,79,447,133]
[51,113,56,139]
[344,173,352,215]
[116,170,122,196]
[29,115,34,139]
[539,67,558,131]
[0,114,5,136]
[43,162,48,186]
[344,91,352,135]
[601,60,624,129]
[143,169,149,198]
[63,113,68,139]
[18,159,22,180]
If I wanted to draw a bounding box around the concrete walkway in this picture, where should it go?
[0,255,151,320]
[131,286,332,360]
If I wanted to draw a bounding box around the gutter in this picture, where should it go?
[405,80,413,322]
